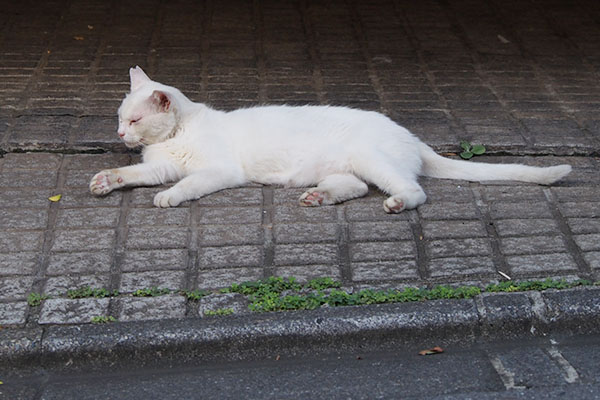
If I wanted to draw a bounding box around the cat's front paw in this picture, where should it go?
[299,190,325,207]
[90,170,123,196]
[383,196,405,214]
[154,189,183,208]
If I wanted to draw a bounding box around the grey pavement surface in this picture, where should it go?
[3,333,600,399]
[1,0,600,397]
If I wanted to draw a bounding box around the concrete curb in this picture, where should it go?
[2,287,600,371]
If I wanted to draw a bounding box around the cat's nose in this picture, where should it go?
[118,131,125,138]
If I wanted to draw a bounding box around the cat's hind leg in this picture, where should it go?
[299,174,368,207]
[356,161,426,213]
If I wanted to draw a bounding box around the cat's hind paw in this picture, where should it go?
[299,190,325,207]
[154,189,183,208]
[90,170,123,196]
[383,196,405,214]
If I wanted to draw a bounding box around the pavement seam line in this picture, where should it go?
[546,346,580,384]
[488,355,527,390]
[543,188,594,280]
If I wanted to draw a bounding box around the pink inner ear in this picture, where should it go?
[152,91,171,112]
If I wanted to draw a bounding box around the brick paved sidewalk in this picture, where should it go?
[1,0,600,327]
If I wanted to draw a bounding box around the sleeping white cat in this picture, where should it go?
[89,66,571,213]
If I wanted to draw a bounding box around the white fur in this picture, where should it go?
[90,66,572,213]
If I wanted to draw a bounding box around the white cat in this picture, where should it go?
[89,66,571,213]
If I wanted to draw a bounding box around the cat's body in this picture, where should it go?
[90,66,572,212]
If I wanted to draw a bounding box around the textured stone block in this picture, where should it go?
[47,251,112,275]
[489,202,552,219]
[274,264,341,281]
[351,260,418,281]
[0,188,52,208]
[500,235,568,255]
[427,238,492,259]
[198,293,250,317]
[422,220,487,239]
[418,203,479,220]
[198,245,263,268]
[2,153,62,170]
[345,198,409,222]
[558,202,599,218]
[0,231,44,252]
[121,248,188,272]
[567,218,600,235]
[0,208,48,230]
[428,256,496,278]
[119,270,186,293]
[494,218,558,237]
[197,267,264,289]
[198,206,262,224]
[0,169,58,188]
[58,187,123,207]
[119,295,186,322]
[349,221,413,242]
[0,276,34,300]
[0,252,38,275]
[574,233,600,252]
[350,241,415,262]
[195,187,263,206]
[274,243,338,266]
[127,207,190,226]
[39,298,110,324]
[273,222,338,244]
[506,253,578,274]
[52,228,116,251]
[479,186,545,202]
[584,251,600,270]
[274,204,337,223]
[44,275,111,296]
[198,224,263,246]
[126,226,188,249]
[0,302,28,325]
[56,207,119,228]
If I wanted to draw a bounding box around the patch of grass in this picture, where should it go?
[90,315,117,324]
[224,277,598,313]
[486,278,594,293]
[27,292,49,307]
[66,287,119,299]
[181,289,210,301]
[131,287,171,297]
[459,140,486,159]
[204,308,234,316]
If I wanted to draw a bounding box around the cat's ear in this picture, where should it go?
[151,90,172,112]
[129,66,151,91]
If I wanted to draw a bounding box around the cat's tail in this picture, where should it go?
[418,143,571,185]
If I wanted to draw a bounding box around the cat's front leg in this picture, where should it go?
[153,168,246,207]
[90,163,182,196]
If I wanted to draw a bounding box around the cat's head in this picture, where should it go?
[116,66,180,148]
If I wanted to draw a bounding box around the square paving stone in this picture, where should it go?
[351,260,419,281]
[0,252,39,275]
[197,267,264,289]
[0,301,28,325]
[505,253,578,275]
[273,222,338,244]
[274,243,338,266]
[47,251,112,275]
[349,221,413,242]
[119,270,186,293]
[121,249,188,272]
[119,295,186,322]
[198,245,263,268]
[39,298,110,324]
[198,224,264,246]
[428,256,496,278]
[52,228,116,251]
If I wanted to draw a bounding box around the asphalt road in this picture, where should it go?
[3,333,600,399]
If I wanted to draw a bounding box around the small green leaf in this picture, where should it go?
[460,141,472,151]
[460,151,474,159]
[471,144,486,155]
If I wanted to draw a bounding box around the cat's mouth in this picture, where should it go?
[123,139,143,148]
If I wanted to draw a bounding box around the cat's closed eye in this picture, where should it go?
[129,117,141,125]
